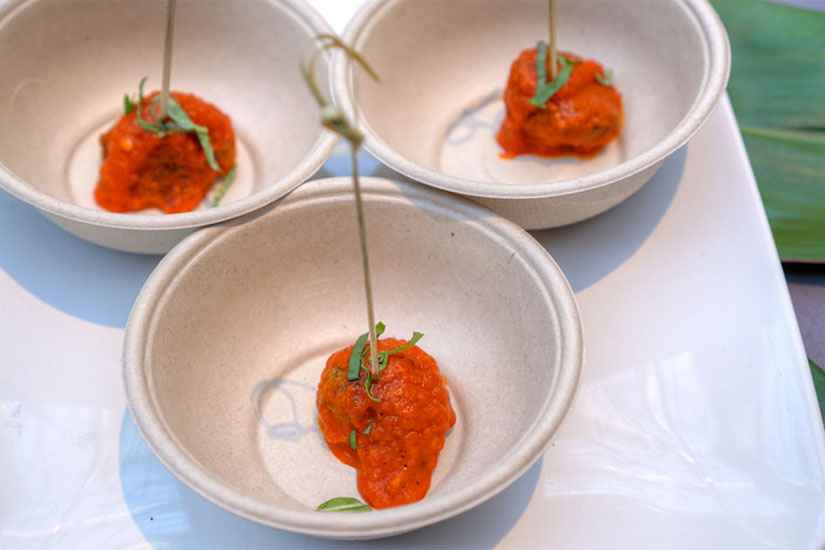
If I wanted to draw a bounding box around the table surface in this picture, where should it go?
[2,1,825,548]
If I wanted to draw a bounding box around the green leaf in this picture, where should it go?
[316,497,372,512]
[123,94,136,115]
[349,429,357,450]
[711,0,825,130]
[595,68,613,87]
[131,78,222,172]
[363,424,373,435]
[711,0,825,262]
[163,96,222,172]
[376,331,424,372]
[383,332,424,357]
[349,323,418,402]
[530,56,578,108]
[363,370,381,403]
[212,163,237,207]
[347,332,370,381]
[534,40,547,91]
[135,77,170,136]
[359,322,387,362]
[136,77,148,118]
[348,322,384,381]
[810,358,825,426]
[739,126,825,262]
[135,114,169,136]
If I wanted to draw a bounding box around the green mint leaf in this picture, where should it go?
[377,331,424,371]
[164,96,222,172]
[530,55,577,107]
[595,68,613,87]
[348,332,370,381]
[134,79,174,136]
[131,78,222,173]
[363,368,381,403]
[123,94,136,114]
[135,116,169,136]
[810,358,825,425]
[352,322,386,380]
[212,163,237,206]
[316,497,371,512]
[136,77,148,120]
[535,40,547,91]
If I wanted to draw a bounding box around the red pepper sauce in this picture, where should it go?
[95,92,235,213]
[316,338,456,509]
[497,48,622,158]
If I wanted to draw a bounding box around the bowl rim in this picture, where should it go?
[332,0,731,200]
[123,176,584,539]
[0,0,338,231]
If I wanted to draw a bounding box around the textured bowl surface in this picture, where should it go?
[0,0,337,253]
[333,0,730,228]
[124,177,583,539]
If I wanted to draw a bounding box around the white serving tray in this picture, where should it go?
[1,1,824,547]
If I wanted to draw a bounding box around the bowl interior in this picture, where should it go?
[343,0,709,191]
[0,0,331,217]
[130,178,580,537]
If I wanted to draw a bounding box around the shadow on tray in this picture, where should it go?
[119,410,541,549]
[532,146,686,292]
[0,190,162,328]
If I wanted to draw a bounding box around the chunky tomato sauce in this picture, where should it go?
[497,48,622,158]
[316,338,456,509]
[95,92,235,213]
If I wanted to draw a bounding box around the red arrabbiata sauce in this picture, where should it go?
[95,91,235,213]
[316,338,456,509]
[497,48,622,158]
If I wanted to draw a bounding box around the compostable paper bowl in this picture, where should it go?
[0,0,337,253]
[123,177,583,539]
[333,0,730,229]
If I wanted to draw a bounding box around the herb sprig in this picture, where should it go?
[130,77,222,172]
[316,497,371,512]
[530,41,580,108]
[212,163,237,206]
[123,93,137,115]
[347,323,424,403]
[595,68,614,87]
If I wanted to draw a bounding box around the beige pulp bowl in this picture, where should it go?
[0,0,337,253]
[333,0,730,229]
[124,177,583,539]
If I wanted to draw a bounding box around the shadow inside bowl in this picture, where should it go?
[531,145,687,292]
[0,189,162,328]
[119,409,542,548]
[438,88,627,185]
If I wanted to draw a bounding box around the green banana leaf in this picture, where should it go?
[741,127,825,262]
[712,0,825,262]
[810,359,825,425]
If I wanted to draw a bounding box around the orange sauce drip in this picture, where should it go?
[497,49,622,158]
[95,91,235,213]
[316,338,456,509]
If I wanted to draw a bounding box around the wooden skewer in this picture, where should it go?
[351,145,380,378]
[301,37,382,378]
[159,0,177,119]
[548,0,558,80]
